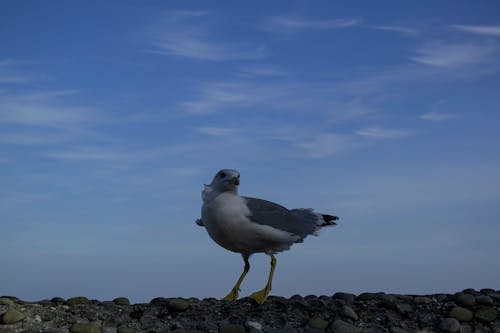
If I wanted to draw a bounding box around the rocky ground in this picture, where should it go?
[1,289,499,333]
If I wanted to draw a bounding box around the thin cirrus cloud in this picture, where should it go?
[263,16,360,31]
[420,111,457,121]
[452,25,500,37]
[147,11,267,61]
[195,126,244,137]
[355,126,410,139]
[410,41,497,67]
[367,25,419,36]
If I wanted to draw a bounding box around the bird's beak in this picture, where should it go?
[233,177,240,186]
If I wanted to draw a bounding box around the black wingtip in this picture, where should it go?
[321,214,339,226]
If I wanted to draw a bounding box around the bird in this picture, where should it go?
[196,169,338,304]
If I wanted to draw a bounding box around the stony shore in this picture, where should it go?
[1,289,499,333]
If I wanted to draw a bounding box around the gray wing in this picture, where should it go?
[243,196,321,239]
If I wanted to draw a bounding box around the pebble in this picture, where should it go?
[67,297,90,305]
[330,319,359,333]
[389,327,411,333]
[113,298,130,306]
[0,298,14,306]
[245,321,263,331]
[70,323,102,333]
[219,323,246,333]
[51,297,65,304]
[308,317,329,329]
[117,326,134,333]
[356,293,376,301]
[0,308,26,324]
[454,293,476,307]
[413,296,432,305]
[474,306,497,322]
[333,292,356,304]
[439,318,461,333]
[449,306,473,321]
[167,298,190,312]
[340,305,359,321]
[475,295,493,306]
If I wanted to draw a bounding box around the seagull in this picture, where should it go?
[196,169,338,304]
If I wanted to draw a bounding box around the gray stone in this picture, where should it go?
[219,324,246,333]
[330,319,359,333]
[0,298,14,306]
[449,306,473,321]
[51,297,65,304]
[248,329,264,333]
[1,309,26,324]
[340,305,359,321]
[413,296,432,304]
[112,298,130,306]
[356,293,376,301]
[167,298,190,312]
[70,323,102,333]
[475,295,493,306]
[245,321,262,331]
[389,328,411,333]
[67,297,90,305]
[474,306,497,322]
[308,317,329,329]
[439,318,461,333]
[333,292,356,304]
[490,293,500,302]
[454,293,475,307]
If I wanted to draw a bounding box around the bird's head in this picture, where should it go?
[209,169,241,193]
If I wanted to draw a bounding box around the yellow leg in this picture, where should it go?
[222,256,250,301]
[249,254,276,304]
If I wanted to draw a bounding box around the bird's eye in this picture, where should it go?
[219,172,226,178]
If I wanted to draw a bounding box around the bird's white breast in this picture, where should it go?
[201,192,297,255]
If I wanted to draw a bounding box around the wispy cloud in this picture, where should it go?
[410,41,497,67]
[420,101,458,121]
[367,25,419,36]
[195,126,244,137]
[355,126,410,139]
[238,65,284,77]
[147,11,267,61]
[264,16,360,31]
[298,133,356,158]
[0,58,37,84]
[452,25,500,37]
[0,90,96,129]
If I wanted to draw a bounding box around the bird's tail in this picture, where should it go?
[320,214,339,226]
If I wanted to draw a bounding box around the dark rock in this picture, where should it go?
[356,293,376,301]
[389,328,411,333]
[449,306,473,321]
[51,297,65,305]
[1,308,26,324]
[330,319,359,333]
[333,292,356,304]
[439,318,461,333]
[116,326,135,333]
[474,306,497,322]
[413,296,432,304]
[340,305,359,321]
[479,288,495,294]
[70,323,102,333]
[219,323,246,333]
[308,317,328,329]
[67,297,90,305]
[167,298,190,312]
[461,288,476,295]
[112,298,130,306]
[475,295,493,306]
[454,293,476,307]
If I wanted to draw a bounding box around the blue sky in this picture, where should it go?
[1,1,499,302]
